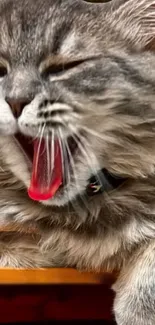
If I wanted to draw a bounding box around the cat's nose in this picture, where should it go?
[5,97,32,118]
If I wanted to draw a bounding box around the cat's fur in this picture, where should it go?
[0,0,155,323]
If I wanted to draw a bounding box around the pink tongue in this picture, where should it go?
[28,138,63,201]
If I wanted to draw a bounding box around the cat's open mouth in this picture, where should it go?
[15,133,77,202]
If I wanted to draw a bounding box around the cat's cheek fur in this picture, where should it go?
[0,136,30,188]
[0,98,17,135]
[18,96,43,138]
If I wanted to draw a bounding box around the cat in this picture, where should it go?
[1,0,155,323]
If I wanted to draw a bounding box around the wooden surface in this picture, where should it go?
[0,285,115,322]
[0,268,116,285]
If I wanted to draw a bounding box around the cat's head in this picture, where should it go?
[0,0,155,207]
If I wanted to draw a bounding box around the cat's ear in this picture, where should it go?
[108,0,155,49]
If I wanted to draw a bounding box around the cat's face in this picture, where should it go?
[0,0,155,207]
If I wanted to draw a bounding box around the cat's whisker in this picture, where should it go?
[57,129,65,185]
[64,137,83,205]
[58,128,71,189]
[45,133,51,186]
[29,124,42,145]
[81,125,106,142]
[0,166,4,173]
[63,137,86,215]
[34,124,42,141]
[75,133,103,192]
[34,123,45,176]
[49,129,55,180]
[68,125,102,188]
[73,131,99,169]
[64,135,93,216]
[55,93,62,103]
[64,138,78,187]
[58,129,74,217]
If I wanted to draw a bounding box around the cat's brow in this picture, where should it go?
[51,22,72,55]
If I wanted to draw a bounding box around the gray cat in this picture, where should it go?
[1,0,155,323]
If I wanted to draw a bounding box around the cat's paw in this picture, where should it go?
[114,289,155,325]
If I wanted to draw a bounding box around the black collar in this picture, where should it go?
[86,168,126,196]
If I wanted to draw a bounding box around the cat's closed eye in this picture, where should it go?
[41,59,86,77]
[0,66,7,78]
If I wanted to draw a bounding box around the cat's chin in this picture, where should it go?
[40,190,77,207]
[39,175,88,207]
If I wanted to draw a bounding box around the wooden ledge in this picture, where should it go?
[0,268,116,285]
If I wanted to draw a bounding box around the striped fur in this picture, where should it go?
[0,0,155,323]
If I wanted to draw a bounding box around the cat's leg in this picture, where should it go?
[113,240,155,325]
